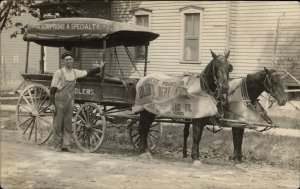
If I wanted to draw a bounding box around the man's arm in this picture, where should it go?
[49,87,57,105]
[87,60,106,76]
[76,61,106,78]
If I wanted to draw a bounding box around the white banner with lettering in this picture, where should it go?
[133,73,218,119]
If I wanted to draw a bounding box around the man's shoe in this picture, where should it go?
[47,146,62,152]
[61,146,77,153]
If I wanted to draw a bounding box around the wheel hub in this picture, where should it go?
[31,109,39,117]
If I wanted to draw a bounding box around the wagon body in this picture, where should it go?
[21,73,138,107]
[16,17,160,152]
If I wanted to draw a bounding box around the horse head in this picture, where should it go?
[263,67,287,106]
[208,50,233,93]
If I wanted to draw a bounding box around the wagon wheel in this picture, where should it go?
[16,84,53,144]
[128,120,161,152]
[72,103,106,152]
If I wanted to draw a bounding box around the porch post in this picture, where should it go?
[144,44,149,76]
[25,42,30,73]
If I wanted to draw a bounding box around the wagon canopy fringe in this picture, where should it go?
[133,73,218,119]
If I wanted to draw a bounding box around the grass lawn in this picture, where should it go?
[1,109,299,169]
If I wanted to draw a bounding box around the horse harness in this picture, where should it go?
[233,77,273,124]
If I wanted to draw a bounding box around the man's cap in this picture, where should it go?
[61,51,73,59]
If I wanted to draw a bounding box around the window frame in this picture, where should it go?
[132,8,152,61]
[180,6,203,64]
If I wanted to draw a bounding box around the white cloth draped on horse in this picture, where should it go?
[133,73,218,119]
[226,78,272,124]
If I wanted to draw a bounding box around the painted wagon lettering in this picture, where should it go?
[71,23,93,30]
[39,24,65,30]
[174,103,181,111]
[75,88,95,95]
[162,81,177,87]
[185,104,192,112]
[158,86,171,97]
[139,83,154,99]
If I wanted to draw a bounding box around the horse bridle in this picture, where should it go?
[263,72,282,99]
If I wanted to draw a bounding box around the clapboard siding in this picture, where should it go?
[1,14,41,91]
[111,1,229,78]
[230,1,300,86]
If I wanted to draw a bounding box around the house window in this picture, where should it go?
[184,13,200,61]
[135,15,149,59]
[180,6,203,63]
[72,48,81,61]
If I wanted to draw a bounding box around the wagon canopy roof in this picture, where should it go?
[23,17,159,49]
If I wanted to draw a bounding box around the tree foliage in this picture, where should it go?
[0,0,102,38]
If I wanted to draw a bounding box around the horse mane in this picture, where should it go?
[201,58,217,93]
[246,69,276,102]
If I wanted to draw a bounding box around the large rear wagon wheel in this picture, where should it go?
[128,120,161,152]
[72,103,106,152]
[16,84,53,144]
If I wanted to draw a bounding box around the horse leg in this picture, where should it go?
[232,127,245,162]
[183,123,190,158]
[191,117,208,165]
[139,110,156,157]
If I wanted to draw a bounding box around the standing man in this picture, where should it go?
[49,51,105,152]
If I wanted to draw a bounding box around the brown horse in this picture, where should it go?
[138,50,233,163]
[183,67,287,163]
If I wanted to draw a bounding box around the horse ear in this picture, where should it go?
[229,64,233,72]
[264,67,271,75]
[210,49,218,59]
[225,50,230,59]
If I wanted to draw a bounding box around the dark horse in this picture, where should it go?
[183,67,287,163]
[138,50,233,163]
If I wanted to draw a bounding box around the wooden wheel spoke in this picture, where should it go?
[17,112,31,117]
[18,104,32,113]
[75,128,86,133]
[91,130,101,141]
[36,87,43,105]
[35,118,48,136]
[92,128,103,134]
[92,116,101,125]
[148,135,154,146]
[78,130,88,141]
[37,116,52,126]
[82,131,89,144]
[38,104,50,114]
[18,117,32,127]
[131,131,140,138]
[39,112,53,116]
[149,129,160,133]
[34,118,38,142]
[148,132,158,140]
[82,108,89,123]
[76,122,86,127]
[150,123,159,128]
[90,134,97,147]
[22,118,34,135]
[28,119,36,140]
[38,95,48,110]
[77,114,87,124]
[27,88,35,105]
[133,135,140,145]
[93,123,103,128]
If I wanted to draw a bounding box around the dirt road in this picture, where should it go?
[1,130,299,189]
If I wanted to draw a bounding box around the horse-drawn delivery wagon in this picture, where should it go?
[17,17,285,161]
[17,17,161,152]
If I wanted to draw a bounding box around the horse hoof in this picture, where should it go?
[146,151,153,159]
[193,160,202,167]
[140,152,153,159]
[139,153,148,159]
